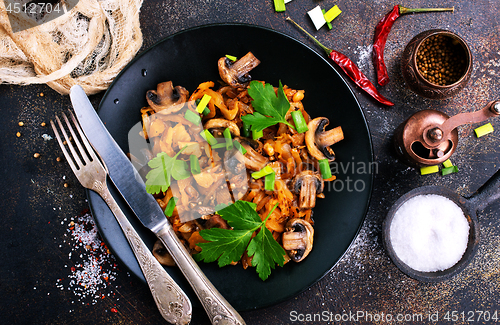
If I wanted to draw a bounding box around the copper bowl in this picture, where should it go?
[401,29,472,100]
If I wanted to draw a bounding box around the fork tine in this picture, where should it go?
[55,114,84,169]
[67,110,101,164]
[50,118,79,173]
[62,111,92,166]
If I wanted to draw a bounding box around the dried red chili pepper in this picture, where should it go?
[373,5,454,86]
[287,17,394,106]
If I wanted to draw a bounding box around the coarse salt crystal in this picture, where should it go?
[389,194,469,272]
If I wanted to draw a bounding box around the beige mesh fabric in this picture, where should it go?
[0,0,143,95]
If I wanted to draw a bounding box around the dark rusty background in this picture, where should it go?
[1,0,499,324]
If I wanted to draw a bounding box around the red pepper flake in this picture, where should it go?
[70,266,76,272]
[111,308,118,313]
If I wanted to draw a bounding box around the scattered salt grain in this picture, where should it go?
[389,194,469,272]
[55,212,119,305]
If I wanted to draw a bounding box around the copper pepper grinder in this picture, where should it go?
[394,100,500,167]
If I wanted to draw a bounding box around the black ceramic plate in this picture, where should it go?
[88,23,373,311]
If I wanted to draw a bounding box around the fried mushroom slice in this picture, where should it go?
[292,170,324,209]
[282,218,314,262]
[218,52,261,88]
[146,81,189,113]
[305,117,344,162]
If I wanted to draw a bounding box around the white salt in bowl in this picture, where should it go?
[383,186,479,282]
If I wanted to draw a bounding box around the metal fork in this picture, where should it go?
[51,111,192,325]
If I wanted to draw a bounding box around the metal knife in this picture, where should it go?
[70,85,246,325]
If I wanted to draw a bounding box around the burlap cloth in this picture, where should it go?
[0,0,143,95]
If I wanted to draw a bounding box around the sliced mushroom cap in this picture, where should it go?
[146,81,189,113]
[292,170,324,209]
[203,118,240,137]
[152,240,176,266]
[282,218,314,262]
[218,52,261,88]
[234,137,268,171]
[305,117,344,162]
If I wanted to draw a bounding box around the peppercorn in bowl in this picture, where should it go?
[401,29,472,100]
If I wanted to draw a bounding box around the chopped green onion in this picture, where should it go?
[265,172,276,191]
[324,5,342,22]
[225,54,237,61]
[200,129,218,146]
[442,159,453,168]
[190,155,201,175]
[274,0,285,12]
[441,165,458,176]
[223,128,233,150]
[251,165,274,179]
[252,129,263,139]
[210,143,226,149]
[474,122,494,138]
[322,9,333,30]
[318,159,332,179]
[308,5,327,30]
[241,121,252,138]
[291,110,309,133]
[233,140,247,154]
[164,197,178,217]
[202,106,210,116]
[184,110,201,125]
[420,165,439,175]
[196,94,211,113]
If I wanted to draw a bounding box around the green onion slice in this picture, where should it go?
[190,155,201,175]
[233,140,247,155]
[322,9,333,30]
[420,165,439,175]
[225,54,237,61]
[291,110,309,133]
[264,172,276,191]
[196,94,211,113]
[223,128,233,150]
[274,0,285,12]
[184,110,201,125]
[252,129,263,140]
[441,165,458,176]
[474,123,494,138]
[251,165,274,179]
[318,159,332,179]
[202,106,210,116]
[200,129,218,146]
[442,159,453,168]
[164,197,178,217]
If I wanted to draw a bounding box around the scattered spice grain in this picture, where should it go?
[18,121,24,127]
[41,122,46,127]
[16,132,21,137]
[34,152,40,158]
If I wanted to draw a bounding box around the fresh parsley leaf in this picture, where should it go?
[247,225,285,280]
[241,80,295,132]
[195,200,286,281]
[145,146,189,194]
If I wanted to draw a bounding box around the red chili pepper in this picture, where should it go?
[373,5,454,86]
[287,17,394,106]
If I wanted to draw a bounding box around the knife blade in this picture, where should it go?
[70,85,246,325]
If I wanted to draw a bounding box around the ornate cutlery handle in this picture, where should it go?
[97,185,192,325]
[156,225,246,325]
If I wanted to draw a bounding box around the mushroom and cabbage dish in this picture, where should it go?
[138,52,344,276]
